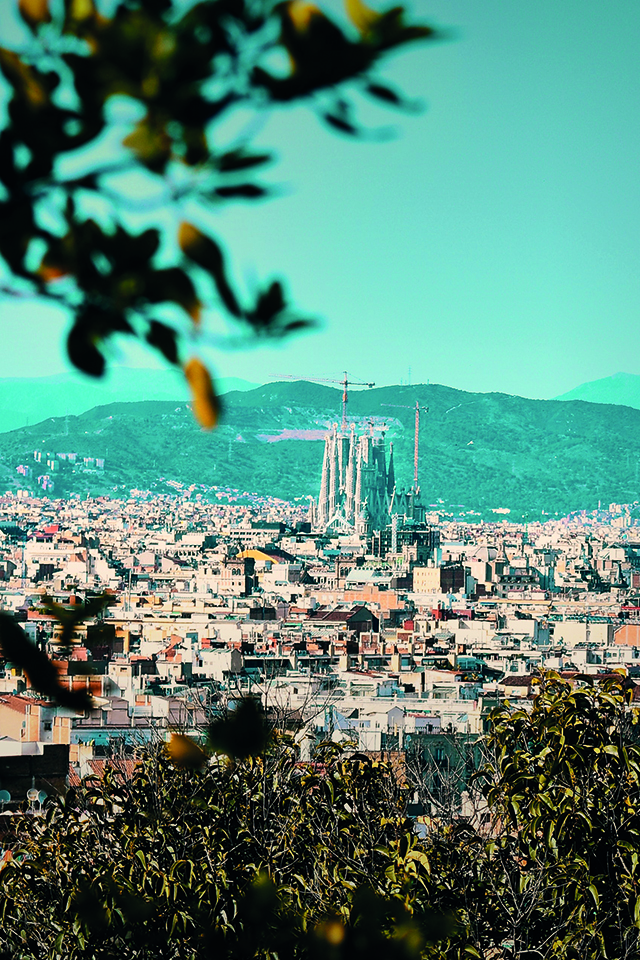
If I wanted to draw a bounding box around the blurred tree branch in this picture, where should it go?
[0,0,441,426]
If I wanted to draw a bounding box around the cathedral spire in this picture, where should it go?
[387,441,395,496]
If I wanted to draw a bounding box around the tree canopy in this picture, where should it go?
[0,730,449,959]
[0,0,438,425]
[3,674,640,959]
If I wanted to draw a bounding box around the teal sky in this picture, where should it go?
[1,0,639,399]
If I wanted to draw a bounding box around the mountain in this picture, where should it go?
[555,373,640,411]
[2,380,640,518]
[0,369,259,433]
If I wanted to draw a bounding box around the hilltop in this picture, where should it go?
[555,372,640,411]
[1,380,639,517]
[0,369,258,433]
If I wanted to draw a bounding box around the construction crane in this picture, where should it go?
[270,371,375,432]
[381,400,429,492]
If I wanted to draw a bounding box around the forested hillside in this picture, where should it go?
[1,381,639,516]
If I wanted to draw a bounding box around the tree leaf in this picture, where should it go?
[366,80,401,103]
[166,734,207,770]
[146,320,179,365]
[145,268,201,322]
[0,613,94,711]
[252,280,285,325]
[18,0,52,30]
[67,320,105,377]
[344,0,382,35]
[323,112,359,135]
[218,150,272,172]
[123,115,172,172]
[208,698,271,760]
[178,223,241,317]
[215,184,267,199]
[184,357,220,429]
[0,49,50,109]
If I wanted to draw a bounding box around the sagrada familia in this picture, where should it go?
[310,424,425,535]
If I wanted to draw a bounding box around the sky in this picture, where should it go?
[0,0,639,399]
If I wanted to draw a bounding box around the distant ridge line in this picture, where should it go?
[554,372,640,412]
[1,379,640,517]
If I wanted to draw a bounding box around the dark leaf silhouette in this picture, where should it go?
[215,183,268,199]
[323,113,359,136]
[252,280,286,324]
[178,223,242,317]
[146,320,180,365]
[366,81,402,104]
[0,613,93,711]
[40,593,113,652]
[281,317,316,334]
[144,268,201,322]
[207,697,271,759]
[365,81,420,112]
[67,321,106,378]
[218,149,272,172]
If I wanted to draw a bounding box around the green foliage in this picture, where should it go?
[0,737,451,958]
[0,0,438,424]
[413,673,640,959]
[6,663,640,958]
[475,673,640,959]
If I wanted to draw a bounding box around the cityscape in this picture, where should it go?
[2,410,640,806]
[1,0,640,954]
